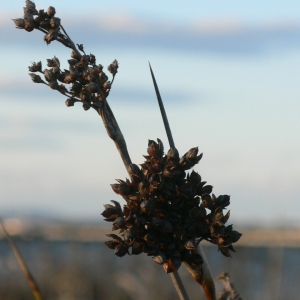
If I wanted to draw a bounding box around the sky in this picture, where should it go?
[0,0,300,228]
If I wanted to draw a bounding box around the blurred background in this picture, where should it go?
[1,0,300,299]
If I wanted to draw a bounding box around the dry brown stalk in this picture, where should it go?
[0,219,44,300]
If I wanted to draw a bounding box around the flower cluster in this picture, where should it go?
[13,1,67,44]
[14,1,118,111]
[102,139,242,273]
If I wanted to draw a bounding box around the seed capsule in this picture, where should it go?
[47,6,56,18]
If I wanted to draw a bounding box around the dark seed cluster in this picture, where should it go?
[102,139,242,273]
[14,1,118,111]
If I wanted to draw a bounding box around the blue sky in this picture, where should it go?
[1,0,300,227]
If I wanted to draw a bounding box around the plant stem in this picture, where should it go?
[0,219,44,300]
[95,100,132,173]
[170,271,190,300]
[183,246,216,300]
[149,63,216,300]
[60,24,82,58]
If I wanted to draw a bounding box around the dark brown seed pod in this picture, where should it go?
[29,73,45,84]
[39,19,51,30]
[65,98,75,107]
[153,252,166,265]
[77,44,84,52]
[43,69,54,82]
[111,179,132,196]
[105,240,119,250]
[107,59,119,76]
[44,28,59,45]
[166,148,179,165]
[48,81,59,90]
[71,50,81,61]
[99,72,108,85]
[26,0,36,9]
[131,242,144,255]
[82,102,91,111]
[28,61,42,72]
[50,17,60,29]
[140,199,154,214]
[47,6,56,18]
[12,18,25,29]
[89,54,96,65]
[112,217,126,230]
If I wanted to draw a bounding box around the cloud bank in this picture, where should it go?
[4,12,300,55]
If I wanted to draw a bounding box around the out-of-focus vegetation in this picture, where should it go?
[1,220,300,300]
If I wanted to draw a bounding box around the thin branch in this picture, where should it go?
[110,74,116,87]
[0,218,44,300]
[37,28,48,34]
[60,24,82,57]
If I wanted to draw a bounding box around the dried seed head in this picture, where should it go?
[50,17,60,29]
[44,28,59,45]
[89,54,96,65]
[103,139,241,271]
[25,1,38,15]
[58,84,68,94]
[43,69,54,82]
[97,64,103,72]
[48,80,59,90]
[153,252,166,265]
[24,15,35,32]
[29,73,45,84]
[103,81,111,90]
[12,18,25,29]
[65,98,76,107]
[71,50,81,61]
[77,44,84,52]
[68,59,77,66]
[82,102,91,111]
[84,83,100,93]
[114,244,129,257]
[99,71,108,85]
[26,0,36,10]
[47,6,56,18]
[70,82,82,94]
[39,19,50,30]
[34,15,43,26]
[107,59,119,76]
[140,199,154,214]
[167,148,179,165]
[28,61,42,72]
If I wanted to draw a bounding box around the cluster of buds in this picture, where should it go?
[28,53,118,111]
[14,1,119,111]
[13,0,69,46]
[102,139,241,273]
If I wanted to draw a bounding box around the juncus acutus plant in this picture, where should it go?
[13,1,242,299]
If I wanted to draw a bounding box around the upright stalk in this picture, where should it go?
[149,64,216,300]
